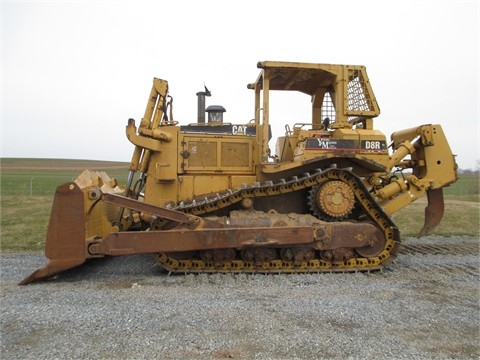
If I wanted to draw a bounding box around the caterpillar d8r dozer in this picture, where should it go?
[20,61,458,285]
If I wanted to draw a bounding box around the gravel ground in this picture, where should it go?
[1,236,479,360]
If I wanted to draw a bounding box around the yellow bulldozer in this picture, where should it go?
[20,61,457,284]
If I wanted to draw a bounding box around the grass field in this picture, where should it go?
[1,158,130,196]
[1,158,479,252]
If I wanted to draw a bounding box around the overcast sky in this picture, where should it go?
[2,0,479,170]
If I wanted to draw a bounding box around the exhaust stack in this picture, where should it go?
[196,85,211,123]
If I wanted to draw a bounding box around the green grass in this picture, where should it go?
[1,195,52,251]
[442,172,480,201]
[393,198,479,238]
[393,173,479,237]
[1,158,130,197]
[1,158,478,252]
[1,158,130,251]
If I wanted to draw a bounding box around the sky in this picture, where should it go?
[1,0,479,170]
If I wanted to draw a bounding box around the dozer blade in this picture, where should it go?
[19,183,87,285]
[418,188,445,237]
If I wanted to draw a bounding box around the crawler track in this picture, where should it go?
[155,168,401,273]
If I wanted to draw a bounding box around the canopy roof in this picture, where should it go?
[248,61,356,95]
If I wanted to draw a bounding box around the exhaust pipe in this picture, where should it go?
[196,85,211,123]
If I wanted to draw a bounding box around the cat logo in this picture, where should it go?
[232,125,247,135]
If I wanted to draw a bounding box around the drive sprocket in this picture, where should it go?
[308,180,355,221]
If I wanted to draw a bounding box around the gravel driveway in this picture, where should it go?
[1,236,479,359]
